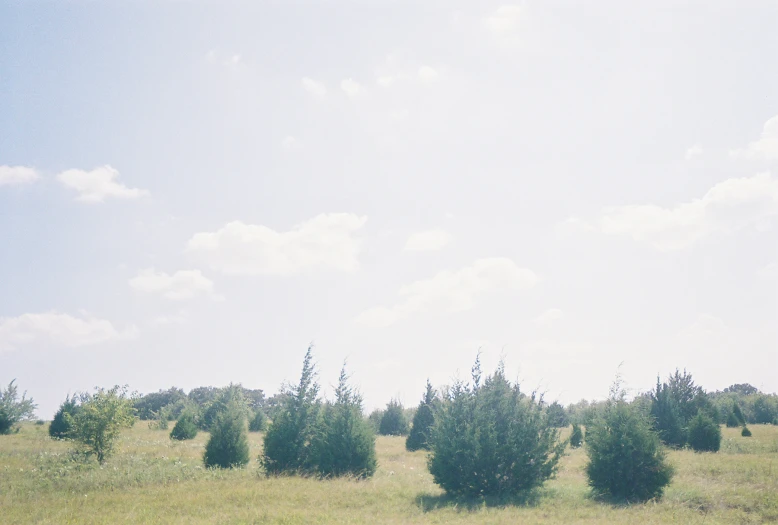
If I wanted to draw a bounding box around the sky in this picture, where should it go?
[1,0,777,419]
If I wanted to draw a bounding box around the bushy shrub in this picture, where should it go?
[200,384,248,431]
[569,423,583,448]
[49,396,79,439]
[261,346,322,476]
[726,410,741,428]
[69,385,136,463]
[427,356,564,498]
[546,401,569,428]
[406,380,436,451]
[0,380,37,435]
[741,426,752,437]
[170,411,198,441]
[585,383,674,502]
[311,365,376,478]
[687,412,721,452]
[379,399,409,436]
[248,410,268,432]
[203,401,250,469]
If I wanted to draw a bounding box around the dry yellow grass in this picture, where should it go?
[2,423,776,524]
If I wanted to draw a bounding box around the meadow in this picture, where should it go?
[2,423,777,524]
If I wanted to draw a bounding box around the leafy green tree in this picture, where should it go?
[261,345,322,476]
[723,383,759,396]
[379,399,409,436]
[249,410,268,432]
[170,411,198,441]
[200,384,249,431]
[545,401,569,428]
[311,364,376,478]
[741,426,752,437]
[49,395,79,439]
[0,380,37,435]
[428,355,564,498]
[753,395,778,424]
[585,381,674,502]
[203,400,250,469]
[687,412,721,452]
[367,409,383,433]
[406,380,436,451]
[569,422,583,448]
[133,387,186,420]
[69,385,136,463]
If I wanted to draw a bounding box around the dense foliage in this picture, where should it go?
[379,399,409,436]
[406,380,436,451]
[585,383,674,502]
[203,401,250,469]
[427,356,564,498]
[569,422,583,448]
[49,395,79,439]
[0,380,37,435]
[169,411,198,441]
[687,412,721,452]
[69,385,136,463]
[545,401,569,428]
[311,365,377,478]
[261,346,322,476]
[248,410,268,432]
[649,369,716,448]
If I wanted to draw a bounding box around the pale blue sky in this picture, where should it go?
[1,0,777,417]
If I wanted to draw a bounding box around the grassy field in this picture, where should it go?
[2,423,777,524]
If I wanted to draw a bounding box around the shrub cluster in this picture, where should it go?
[261,347,376,479]
[585,383,674,502]
[427,356,564,498]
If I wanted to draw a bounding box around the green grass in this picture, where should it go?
[2,423,777,524]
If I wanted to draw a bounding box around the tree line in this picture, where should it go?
[2,349,777,503]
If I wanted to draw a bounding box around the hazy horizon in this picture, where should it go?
[1,0,776,419]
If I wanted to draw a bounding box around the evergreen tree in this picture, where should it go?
[427,355,564,498]
[248,410,268,432]
[586,381,674,502]
[379,399,409,436]
[170,411,198,441]
[726,410,741,428]
[203,400,250,469]
[49,395,79,439]
[687,412,721,452]
[569,422,584,448]
[311,364,377,478]
[650,378,685,447]
[200,384,248,431]
[406,380,436,451]
[261,345,322,476]
[741,426,752,437]
[732,403,746,426]
[545,401,569,428]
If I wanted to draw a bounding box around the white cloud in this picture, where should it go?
[677,314,729,343]
[568,172,778,250]
[355,257,538,327]
[418,65,440,83]
[302,77,327,99]
[532,308,564,326]
[152,313,189,326]
[730,115,778,161]
[758,262,778,280]
[403,229,453,251]
[281,136,299,151]
[685,144,703,160]
[0,165,39,186]
[340,78,364,98]
[187,213,367,276]
[129,269,217,301]
[57,165,148,203]
[0,311,137,351]
[483,5,524,44]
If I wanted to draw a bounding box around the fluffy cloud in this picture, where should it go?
[0,165,39,186]
[57,165,148,203]
[302,77,327,99]
[532,308,564,326]
[0,311,137,351]
[730,115,778,161]
[187,213,367,275]
[129,269,217,301]
[341,78,364,98]
[568,172,778,250]
[685,144,703,160]
[403,229,453,251]
[355,257,538,327]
